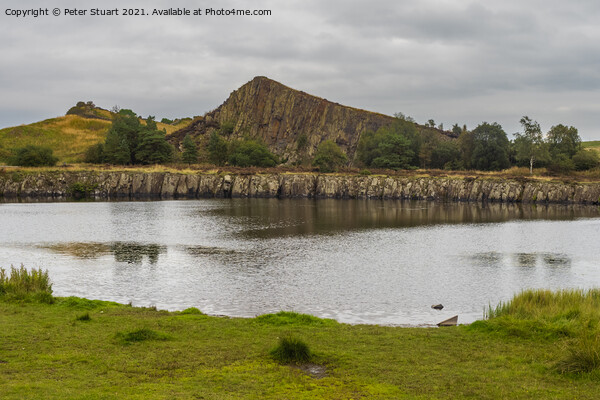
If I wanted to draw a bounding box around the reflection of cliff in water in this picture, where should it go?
[471,252,572,269]
[43,242,166,264]
[209,199,600,238]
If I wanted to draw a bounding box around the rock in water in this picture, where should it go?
[431,304,444,310]
[437,315,458,327]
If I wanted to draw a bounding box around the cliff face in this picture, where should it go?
[171,77,454,165]
[2,171,599,205]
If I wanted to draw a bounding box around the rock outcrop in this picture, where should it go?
[1,171,599,205]
[170,77,454,164]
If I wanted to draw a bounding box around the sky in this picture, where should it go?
[1,0,600,140]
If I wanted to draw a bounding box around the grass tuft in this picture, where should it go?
[180,307,204,315]
[557,333,600,374]
[270,335,312,364]
[256,311,336,326]
[115,328,169,344]
[472,289,600,339]
[0,265,53,303]
[75,312,91,322]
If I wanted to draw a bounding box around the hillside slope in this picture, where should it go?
[0,110,190,164]
[171,76,454,164]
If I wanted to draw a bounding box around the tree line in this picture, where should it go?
[8,107,599,175]
[353,115,599,174]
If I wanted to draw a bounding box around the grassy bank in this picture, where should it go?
[2,163,600,184]
[1,268,600,399]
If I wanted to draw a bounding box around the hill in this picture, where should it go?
[170,76,455,164]
[0,107,191,164]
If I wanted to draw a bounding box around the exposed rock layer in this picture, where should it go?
[170,77,453,164]
[1,171,599,205]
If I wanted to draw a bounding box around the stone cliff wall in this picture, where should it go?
[1,171,599,205]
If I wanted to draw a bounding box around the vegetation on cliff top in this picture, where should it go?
[2,267,600,399]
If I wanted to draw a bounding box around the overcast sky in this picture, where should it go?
[1,0,599,140]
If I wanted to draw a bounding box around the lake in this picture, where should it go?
[1,198,599,326]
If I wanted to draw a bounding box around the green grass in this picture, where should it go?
[0,265,53,303]
[2,292,600,398]
[474,289,600,339]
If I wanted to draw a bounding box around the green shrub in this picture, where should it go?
[10,145,58,167]
[312,140,348,173]
[68,182,98,198]
[181,134,199,164]
[296,134,308,151]
[84,143,105,164]
[219,121,235,135]
[270,335,312,364]
[228,139,279,167]
[359,169,372,176]
[546,155,575,175]
[207,131,229,166]
[0,265,53,303]
[572,149,599,171]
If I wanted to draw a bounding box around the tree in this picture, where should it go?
[135,117,173,164]
[103,128,131,164]
[547,124,581,159]
[458,129,475,169]
[181,134,199,164]
[207,131,229,166]
[470,122,510,171]
[356,117,419,169]
[312,140,348,172]
[514,116,546,174]
[103,112,141,164]
[10,145,58,167]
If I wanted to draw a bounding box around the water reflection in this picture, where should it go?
[43,242,166,264]
[210,199,600,238]
[472,252,573,269]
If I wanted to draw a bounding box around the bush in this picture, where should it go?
[572,149,599,171]
[207,131,229,166]
[181,134,199,164]
[228,139,279,167]
[546,154,575,175]
[68,182,98,198]
[83,143,105,164]
[10,145,58,167]
[270,335,312,364]
[312,140,348,172]
[0,265,53,303]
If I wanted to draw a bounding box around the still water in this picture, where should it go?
[1,199,599,326]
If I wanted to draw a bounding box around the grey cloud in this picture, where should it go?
[0,0,599,139]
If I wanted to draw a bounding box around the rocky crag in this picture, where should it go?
[170,77,454,165]
[1,171,599,205]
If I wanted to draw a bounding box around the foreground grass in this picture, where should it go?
[1,299,599,399]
